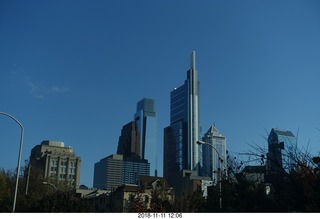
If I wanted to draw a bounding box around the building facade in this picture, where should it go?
[164,51,201,188]
[93,154,124,190]
[117,121,141,159]
[93,154,150,190]
[267,128,297,174]
[29,140,81,188]
[123,156,150,184]
[201,125,227,183]
[134,98,158,176]
[113,176,174,212]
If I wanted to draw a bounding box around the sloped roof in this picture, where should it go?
[272,128,295,137]
[206,125,220,134]
[139,176,171,189]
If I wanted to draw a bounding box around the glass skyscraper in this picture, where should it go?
[267,128,297,174]
[93,154,149,189]
[164,51,201,184]
[134,98,157,176]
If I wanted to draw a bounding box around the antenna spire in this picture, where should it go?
[191,51,196,70]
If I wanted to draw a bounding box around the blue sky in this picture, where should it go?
[1,0,320,187]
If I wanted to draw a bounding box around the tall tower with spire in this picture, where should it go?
[187,51,201,170]
[201,124,227,183]
[164,51,201,185]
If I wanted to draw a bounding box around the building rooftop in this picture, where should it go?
[272,128,295,137]
[139,176,171,189]
[41,140,65,147]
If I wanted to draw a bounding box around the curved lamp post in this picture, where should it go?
[197,140,223,210]
[0,112,24,212]
[42,181,58,191]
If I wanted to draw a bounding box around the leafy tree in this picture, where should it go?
[0,169,14,212]
[173,189,205,212]
[128,193,148,212]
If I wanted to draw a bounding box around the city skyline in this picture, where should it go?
[1,1,320,188]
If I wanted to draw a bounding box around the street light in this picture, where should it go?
[42,181,58,191]
[0,112,24,213]
[196,140,223,210]
[42,182,58,212]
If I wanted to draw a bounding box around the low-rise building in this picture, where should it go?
[113,176,174,212]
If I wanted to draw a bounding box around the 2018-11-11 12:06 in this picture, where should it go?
[137,213,183,218]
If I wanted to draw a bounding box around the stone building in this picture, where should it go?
[29,140,81,188]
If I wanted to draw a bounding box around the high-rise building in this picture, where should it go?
[93,154,150,190]
[267,128,297,174]
[134,98,157,176]
[117,121,140,159]
[123,156,150,184]
[29,140,81,188]
[94,116,151,190]
[164,51,201,186]
[93,154,123,190]
[201,125,227,183]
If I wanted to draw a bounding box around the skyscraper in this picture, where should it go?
[134,98,157,176]
[93,154,150,189]
[93,154,123,190]
[267,128,297,174]
[201,125,227,183]
[117,121,140,159]
[164,51,201,185]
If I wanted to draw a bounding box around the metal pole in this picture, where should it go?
[0,112,24,212]
[197,140,222,210]
[25,163,31,195]
[42,182,58,212]
[218,157,222,210]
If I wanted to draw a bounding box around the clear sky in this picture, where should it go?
[1,0,320,187]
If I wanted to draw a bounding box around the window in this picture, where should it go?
[144,195,149,204]
[129,194,135,202]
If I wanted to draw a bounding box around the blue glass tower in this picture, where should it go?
[134,98,157,176]
[164,51,201,183]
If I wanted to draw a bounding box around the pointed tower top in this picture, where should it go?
[206,125,219,134]
[190,51,196,70]
[204,123,225,138]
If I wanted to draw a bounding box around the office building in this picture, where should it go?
[123,156,150,184]
[117,121,140,159]
[134,98,157,176]
[201,125,227,183]
[93,154,123,190]
[164,51,201,188]
[29,140,81,188]
[267,128,297,174]
[93,154,150,190]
